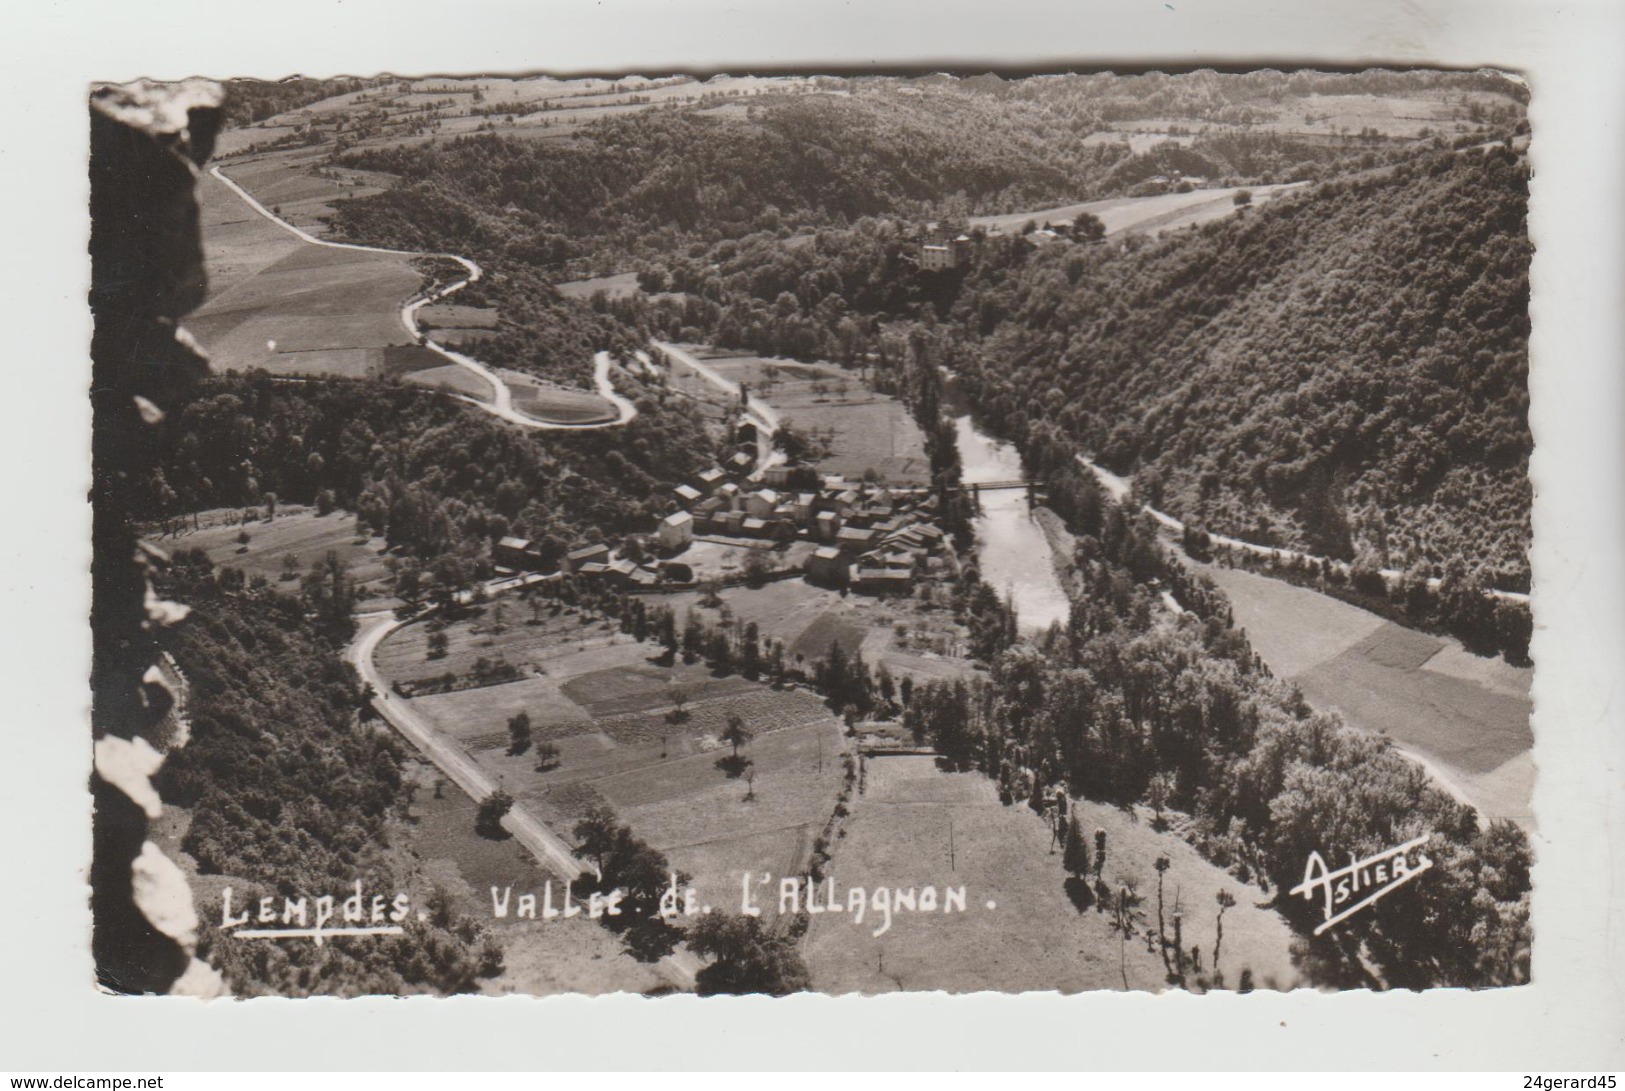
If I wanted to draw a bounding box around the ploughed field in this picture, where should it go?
[803,755,1298,993]
[374,606,847,918]
[1200,563,1534,828]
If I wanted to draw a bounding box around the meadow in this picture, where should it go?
[802,755,1298,993]
[192,168,418,378]
[392,755,671,995]
[653,578,975,684]
[968,181,1306,238]
[498,370,618,424]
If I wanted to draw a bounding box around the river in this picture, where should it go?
[952,416,1072,633]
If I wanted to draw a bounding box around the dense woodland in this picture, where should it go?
[325,84,1474,279]
[954,147,1532,589]
[154,557,503,996]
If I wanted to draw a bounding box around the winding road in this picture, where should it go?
[208,165,637,431]
[213,163,699,979]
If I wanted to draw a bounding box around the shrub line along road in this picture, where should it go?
[1076,454,1530,604]
[346,596,702,986]
[207,164,637,431]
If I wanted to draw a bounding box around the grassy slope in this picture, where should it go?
[805,755,1298,993]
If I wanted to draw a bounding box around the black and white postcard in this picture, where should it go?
[7,0,1624,1073]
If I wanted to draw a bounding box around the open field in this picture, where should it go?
[221,75,824,155]
[208,151,393,232]
[803,755,1298,993]
[401,362,494,398]
[968,181,1307,239]
[159,507,400,612]
[373,603,632,689]
[380,615,848,919]
[192,169,419,376]
[499,370,618,424]
[418,302,500,350]
[1201,563,1534,827]
[193,158,505,402]
[669,349,931,484]
[556,272,642,301]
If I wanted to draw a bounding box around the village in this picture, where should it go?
[492,433,954,597]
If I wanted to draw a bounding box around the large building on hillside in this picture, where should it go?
[658,510,694,552]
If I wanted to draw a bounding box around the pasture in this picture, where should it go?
[652,579,974,683]
[161,507,399,612]
[499,370,617,425]
[803,755,1298,993]
[1201,563,1534,826]
[556,272,642,301]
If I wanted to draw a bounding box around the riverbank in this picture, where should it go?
[1032,505,1081,604]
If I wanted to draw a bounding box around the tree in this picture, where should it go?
[742,548,773,588]
[427,630,449,659]
[475,790,513,839]
[507,711,532,756]
[534,740,561,771]
[572,803,620,878]
[687,913,810,996]
[1233,188,1253,207]
[1062,815,1091,879]
[1154,855,1172,966]
[721,714,754,759]
[1147,771,1173,830]
[1072,212,1105,242]
[1213,889,1237,983]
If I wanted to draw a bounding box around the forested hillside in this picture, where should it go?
[332,94,1124,258]
[155,558,502,996]
[952,146,1531,586]
[142,374,715,596]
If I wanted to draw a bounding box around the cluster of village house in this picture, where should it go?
[493,455,951,596]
